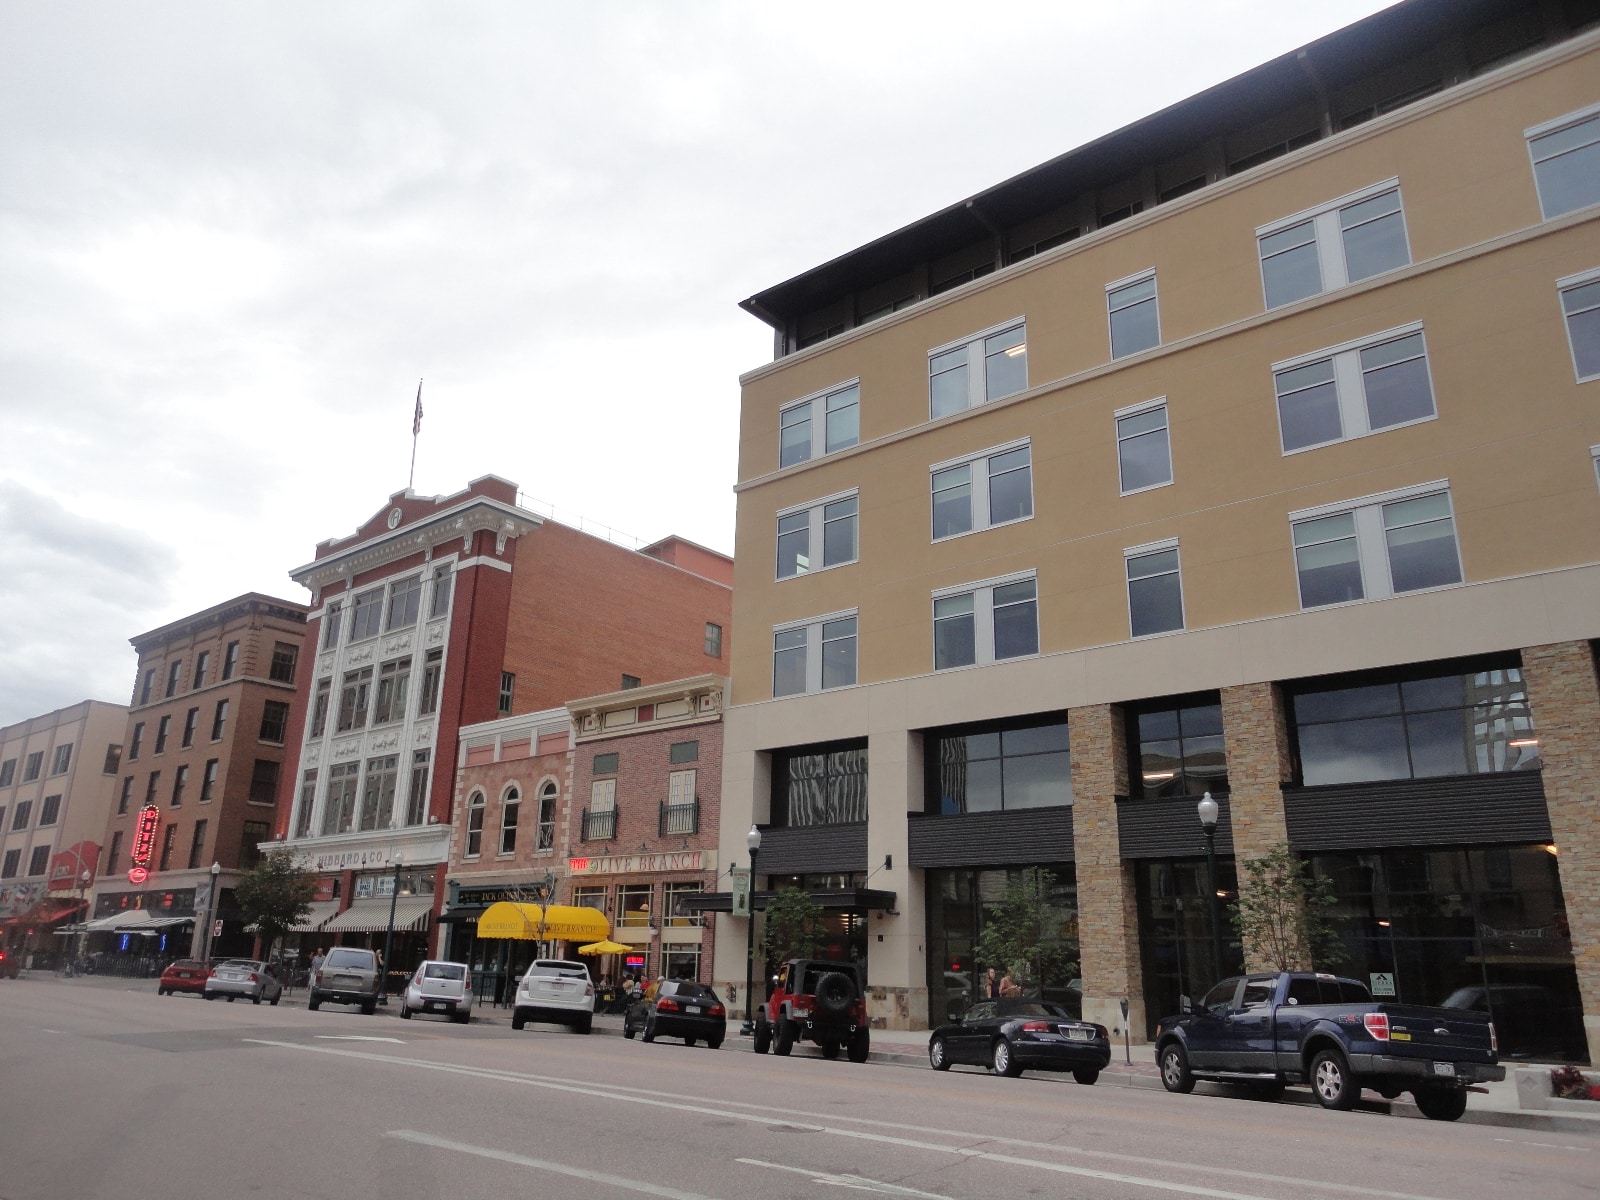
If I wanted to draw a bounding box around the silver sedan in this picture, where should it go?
[202,960,283,1005]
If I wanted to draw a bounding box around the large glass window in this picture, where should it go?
[465,790,486,856]
[772,740,868,827]
[776,492,858,579]
[373,657,412,724]
[1528,105,1600,220]
[1130,700,1227,799]
[406,750,431,826]
[321,762,360,836]
[780,381,860,468]
[933,575,1038,670]
[1290,660,1541,786]
[772,613,857,697]
[926,716,1070,814]
[929,321,1028,419]
[337,667,373,732]
[386,576,423,631]
[348,588,383,642]
[500,786,520,854]
[931,441,1032,540]
[1292,485,1461,608]
[1117,402,1172,494]
[1560,270,1600,382]
[1257,182,1410,308]
[1136,857,1245,1036]
[1107,272,1160,358]
[1126,542,1184,637]
[1275,326,1435,453]
[359,755,398,831]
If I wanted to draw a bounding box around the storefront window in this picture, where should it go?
[616,883,652,927]
[662,881,702,926]
[924,716,1070,814]
[1128,699,1227,799]
[1135,858,1244,1037]
[663,946,702,982]
[771,740,868,827]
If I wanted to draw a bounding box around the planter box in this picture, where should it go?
[1514,1067,1600,1111]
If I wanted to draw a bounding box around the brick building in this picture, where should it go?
[90,594,308,961]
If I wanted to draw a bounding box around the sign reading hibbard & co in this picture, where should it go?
[568,851,703,875]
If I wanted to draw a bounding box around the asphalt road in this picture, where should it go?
[1,978,1593,1200]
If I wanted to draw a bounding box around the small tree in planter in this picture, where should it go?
[1229,843,1343,972]
[234,847,316,967]
[973,867,1078,995]
[760,887,825,964]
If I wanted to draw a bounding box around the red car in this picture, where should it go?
[158,959,212,996]
[0,947,19,979]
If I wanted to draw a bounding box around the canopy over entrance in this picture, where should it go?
[477,902,610,942]
[577,939,630,955]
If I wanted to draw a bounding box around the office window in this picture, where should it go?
[171,764,188,806]
[268,641,298,684]
[193,650,210,689]
[348,588,384,642]
[321,762,359,835]
[239,820,268,870]
[222,640,239,680]
[1131,700,1227,799]
[1560,269,1600,381]
[293,769,318,838]
[705,622,723,658]
[407,750,430,826]
[106,830,123,874]
[28,845,50,877]
[926,717,1071,814]
[210,699,230,741]
[669,741,699,764]
[780,380,860,467]
[466,790,486,857]
[128,724,143,761]
[138,668,155,706]
[418,650,443,715]
[929,320,1028,419]
[1,850,17,878]
[1527,104,1600,219]
[498,671,515,716]
[621,674,641,690]
[200,758,219,803]
[931,440,1033,540]
[321,602,343,650]
[1117,401,1173,494]
[776,490,858,578]
[429,565,454,618]
[933,573,1038,670]
[49,744,72,775]
[260,701,290,742]
[165,660,182,698]
[1107,271,1160,358]
[143,773,159,806]
[103,744,122,774]
[357,755,396,830]
[181,707,198,748]
[10,800,30,830]
[536,779,557,850]
[158,824,178,871]
[1274,325,1435,453]
[117,776,133,814]
[337,668,372,733]
[500,786,520,855]
[385,577,422,632]
[773,611,857,697]
[1257,181,1410,308]
[39,794,61,826]
[188,820,208,870]
[154,716,170,755]
[1292,483,1462,609]
[0,759,12,787]
[310,678,332,738]
[771,741,868,827]
[1126,541,1185,637]
[374,658,412,725]
[23,751,42,782]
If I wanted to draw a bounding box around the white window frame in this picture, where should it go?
[775,488,859,580]
[1289,479,1462,609]
[1558,266,1600,383]
[1526,102,1600,221]
[1272,321,1436,455]
[929,437,1033,541]
[1106,269,1160,360]
[1256,178,1410,307]
[589,778,616,813]
[927,317,1028,419]
[1124,538,1185,638]
[779,379,861,468]
[1591,445,1600,497]
[1115,398,1173,495]
[930,569,1039,671]
[772,608,858,697]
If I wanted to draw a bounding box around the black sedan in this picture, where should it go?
[623,980,727,1048]
[928,999,1111,1082]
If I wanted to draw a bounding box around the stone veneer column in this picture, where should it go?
[1220,683,1300,972]
[1520,641,1600,1065]
[865,729,928,1031]
[1070,703,1144,1042]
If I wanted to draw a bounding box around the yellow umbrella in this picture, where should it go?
[577,939,631,955]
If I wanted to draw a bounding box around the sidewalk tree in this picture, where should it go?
[760,887,825,964]
[234,847,316,966]
[974,867,1078,992]
[1229,843,1344,972]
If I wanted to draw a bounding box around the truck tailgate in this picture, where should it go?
[1379,1003,1496,1062]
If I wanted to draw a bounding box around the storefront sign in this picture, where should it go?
[129,805,161,883]
[568,851,703,876]
[308,842,442,872]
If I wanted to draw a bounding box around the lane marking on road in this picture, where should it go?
[314,1035,406,1043]
[1491,1138,1592,1152]
[387,1130,724,1199]
[247,1040,1459,1200]
[737,1157,978,1197]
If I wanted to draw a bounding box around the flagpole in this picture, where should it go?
[408,379,423,490]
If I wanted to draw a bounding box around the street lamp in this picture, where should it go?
[740,825,761,1036]
[1197,793,1223,983]
[74,870,91,967]
[378,855,406,1005]
[201,861,221,963]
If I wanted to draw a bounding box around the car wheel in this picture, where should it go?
[454,1011,470,1025]
[1246,1080,1285,1102]
[642,1016,657,1043]
[707,1037,723,1050]
[1310,1049,1359,1111]
[992,1038,1022,1078]
[752,1015,772,1054]
[578,1016,592,1035]
[252,994,262,1005]
[773,1018,796,1056]
[399,1004,412,1019]
[929,1036,951,1071]
[818,1039,840,1059]
[1412,1086,1468,1122]
[1159,1043,1194,1094]
[270,995,280,1007]
[511,1008,528,1031]
[205,992,216,1000]
[1073,1066,1100,1086]
[158,987,168,996]
[226,996,235,1003]
[623,1016,636,1039]
[307,994,321,1012]
[684,1036,697,1047]
[361,999,377,1016]
[847,1028,870,1063]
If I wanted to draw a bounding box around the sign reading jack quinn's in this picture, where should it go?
[568,851,703,875]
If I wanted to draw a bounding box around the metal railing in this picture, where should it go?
[581,806,617,841]
[659,798,699,836]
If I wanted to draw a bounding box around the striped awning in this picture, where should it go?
[288,900,341,933]
[321,897,433,934]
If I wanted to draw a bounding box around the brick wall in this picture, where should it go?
[450,744,575,877]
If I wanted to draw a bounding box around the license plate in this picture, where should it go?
[426,1001,440,1010]
[1432,1061,1456,1078]
[1067,1028,1092,1041]
[686,1005,701,1014]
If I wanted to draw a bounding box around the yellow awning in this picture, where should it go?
[477,902,610,942]
[577,939,631,955]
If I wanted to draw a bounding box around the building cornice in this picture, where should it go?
[130,594,309,652]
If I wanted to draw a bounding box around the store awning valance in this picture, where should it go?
[84,910,194,932]
[477,902,610,942]
[288,900,341,933]
[1,897,85,930]
[322,898,434,934]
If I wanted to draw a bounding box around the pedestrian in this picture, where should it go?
[984,967,999,999]
[999,969,1021,997]
[644,975,663,1002]
[310,950,325,977]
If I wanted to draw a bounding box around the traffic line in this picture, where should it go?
[387,1130,723,1199]
[736,1157,954,1197]
[1491,1137,1592,1152]
[314,1035,406,1043]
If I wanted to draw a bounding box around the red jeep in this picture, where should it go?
[753,958,870,1062]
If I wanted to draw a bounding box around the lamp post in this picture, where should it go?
[740,824,761,1036]
[378,855,405,1005]
[74,869,91,967]
[1197,793,1223,984]
[201,861,221,963]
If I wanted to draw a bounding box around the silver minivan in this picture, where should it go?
[401,960,473,1023]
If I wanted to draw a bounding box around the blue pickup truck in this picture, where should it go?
[1153,972,1504,1121]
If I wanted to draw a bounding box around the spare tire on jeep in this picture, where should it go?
[815,971,857,1016]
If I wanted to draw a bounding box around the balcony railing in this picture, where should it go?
[659,798,699,837]
[581,806,617,842]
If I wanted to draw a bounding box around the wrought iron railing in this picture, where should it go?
[659,798,698,836]
[581,806,617,841]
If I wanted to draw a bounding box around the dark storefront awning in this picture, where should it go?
[682,888,896,914]
[437,906,486,925]
[1,896,86,931]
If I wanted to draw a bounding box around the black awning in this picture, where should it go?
[682,888,896,914]
[437,906,487,925]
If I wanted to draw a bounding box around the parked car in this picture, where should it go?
[1154,972,1504,1121]
[400,960,473,1023]
[203,960,283,1005]
[929,998,1111,1081]
[511,959,594,1033]
[623,979,726,1047]
[0,947,19,979]
[308,947,381,1014]
[753,958,870,1062]
[158,959,212,995]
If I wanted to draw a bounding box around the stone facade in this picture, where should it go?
[1221,682,1300,972]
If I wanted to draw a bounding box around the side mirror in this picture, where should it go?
[950,1012,965,1025]
[1178,993,1193,1015]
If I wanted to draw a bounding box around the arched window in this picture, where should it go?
[500,786,520,855]
[466,790,486,857]
[537,780,558,850]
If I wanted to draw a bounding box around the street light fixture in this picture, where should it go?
[74,869,92,967]
[378,855,406,1006]
[740,824,761,1036]
[201,861,221,963]
[1197,793,1223,984]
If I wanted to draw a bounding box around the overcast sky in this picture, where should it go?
[0,0,1396,727]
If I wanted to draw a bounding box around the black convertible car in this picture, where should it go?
[928,998,1111,1082]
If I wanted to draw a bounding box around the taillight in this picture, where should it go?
[1362,1012,1390,1041]
[1021,1021,1051,1032]
[1489,1022,1498,1054]
[709,1004,725,1017]
[657,997,681,1012]
[249,973,259,983]
[790,996,810,1011]
[584,983,593,997]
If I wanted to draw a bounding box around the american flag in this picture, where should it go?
[412,380,423,436]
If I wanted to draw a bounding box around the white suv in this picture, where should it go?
[511,959,594,1034]
[400,960,473,1023]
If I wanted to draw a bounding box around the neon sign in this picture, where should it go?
[129,804,161,884]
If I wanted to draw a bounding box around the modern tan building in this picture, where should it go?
[714,0,1600,1063]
